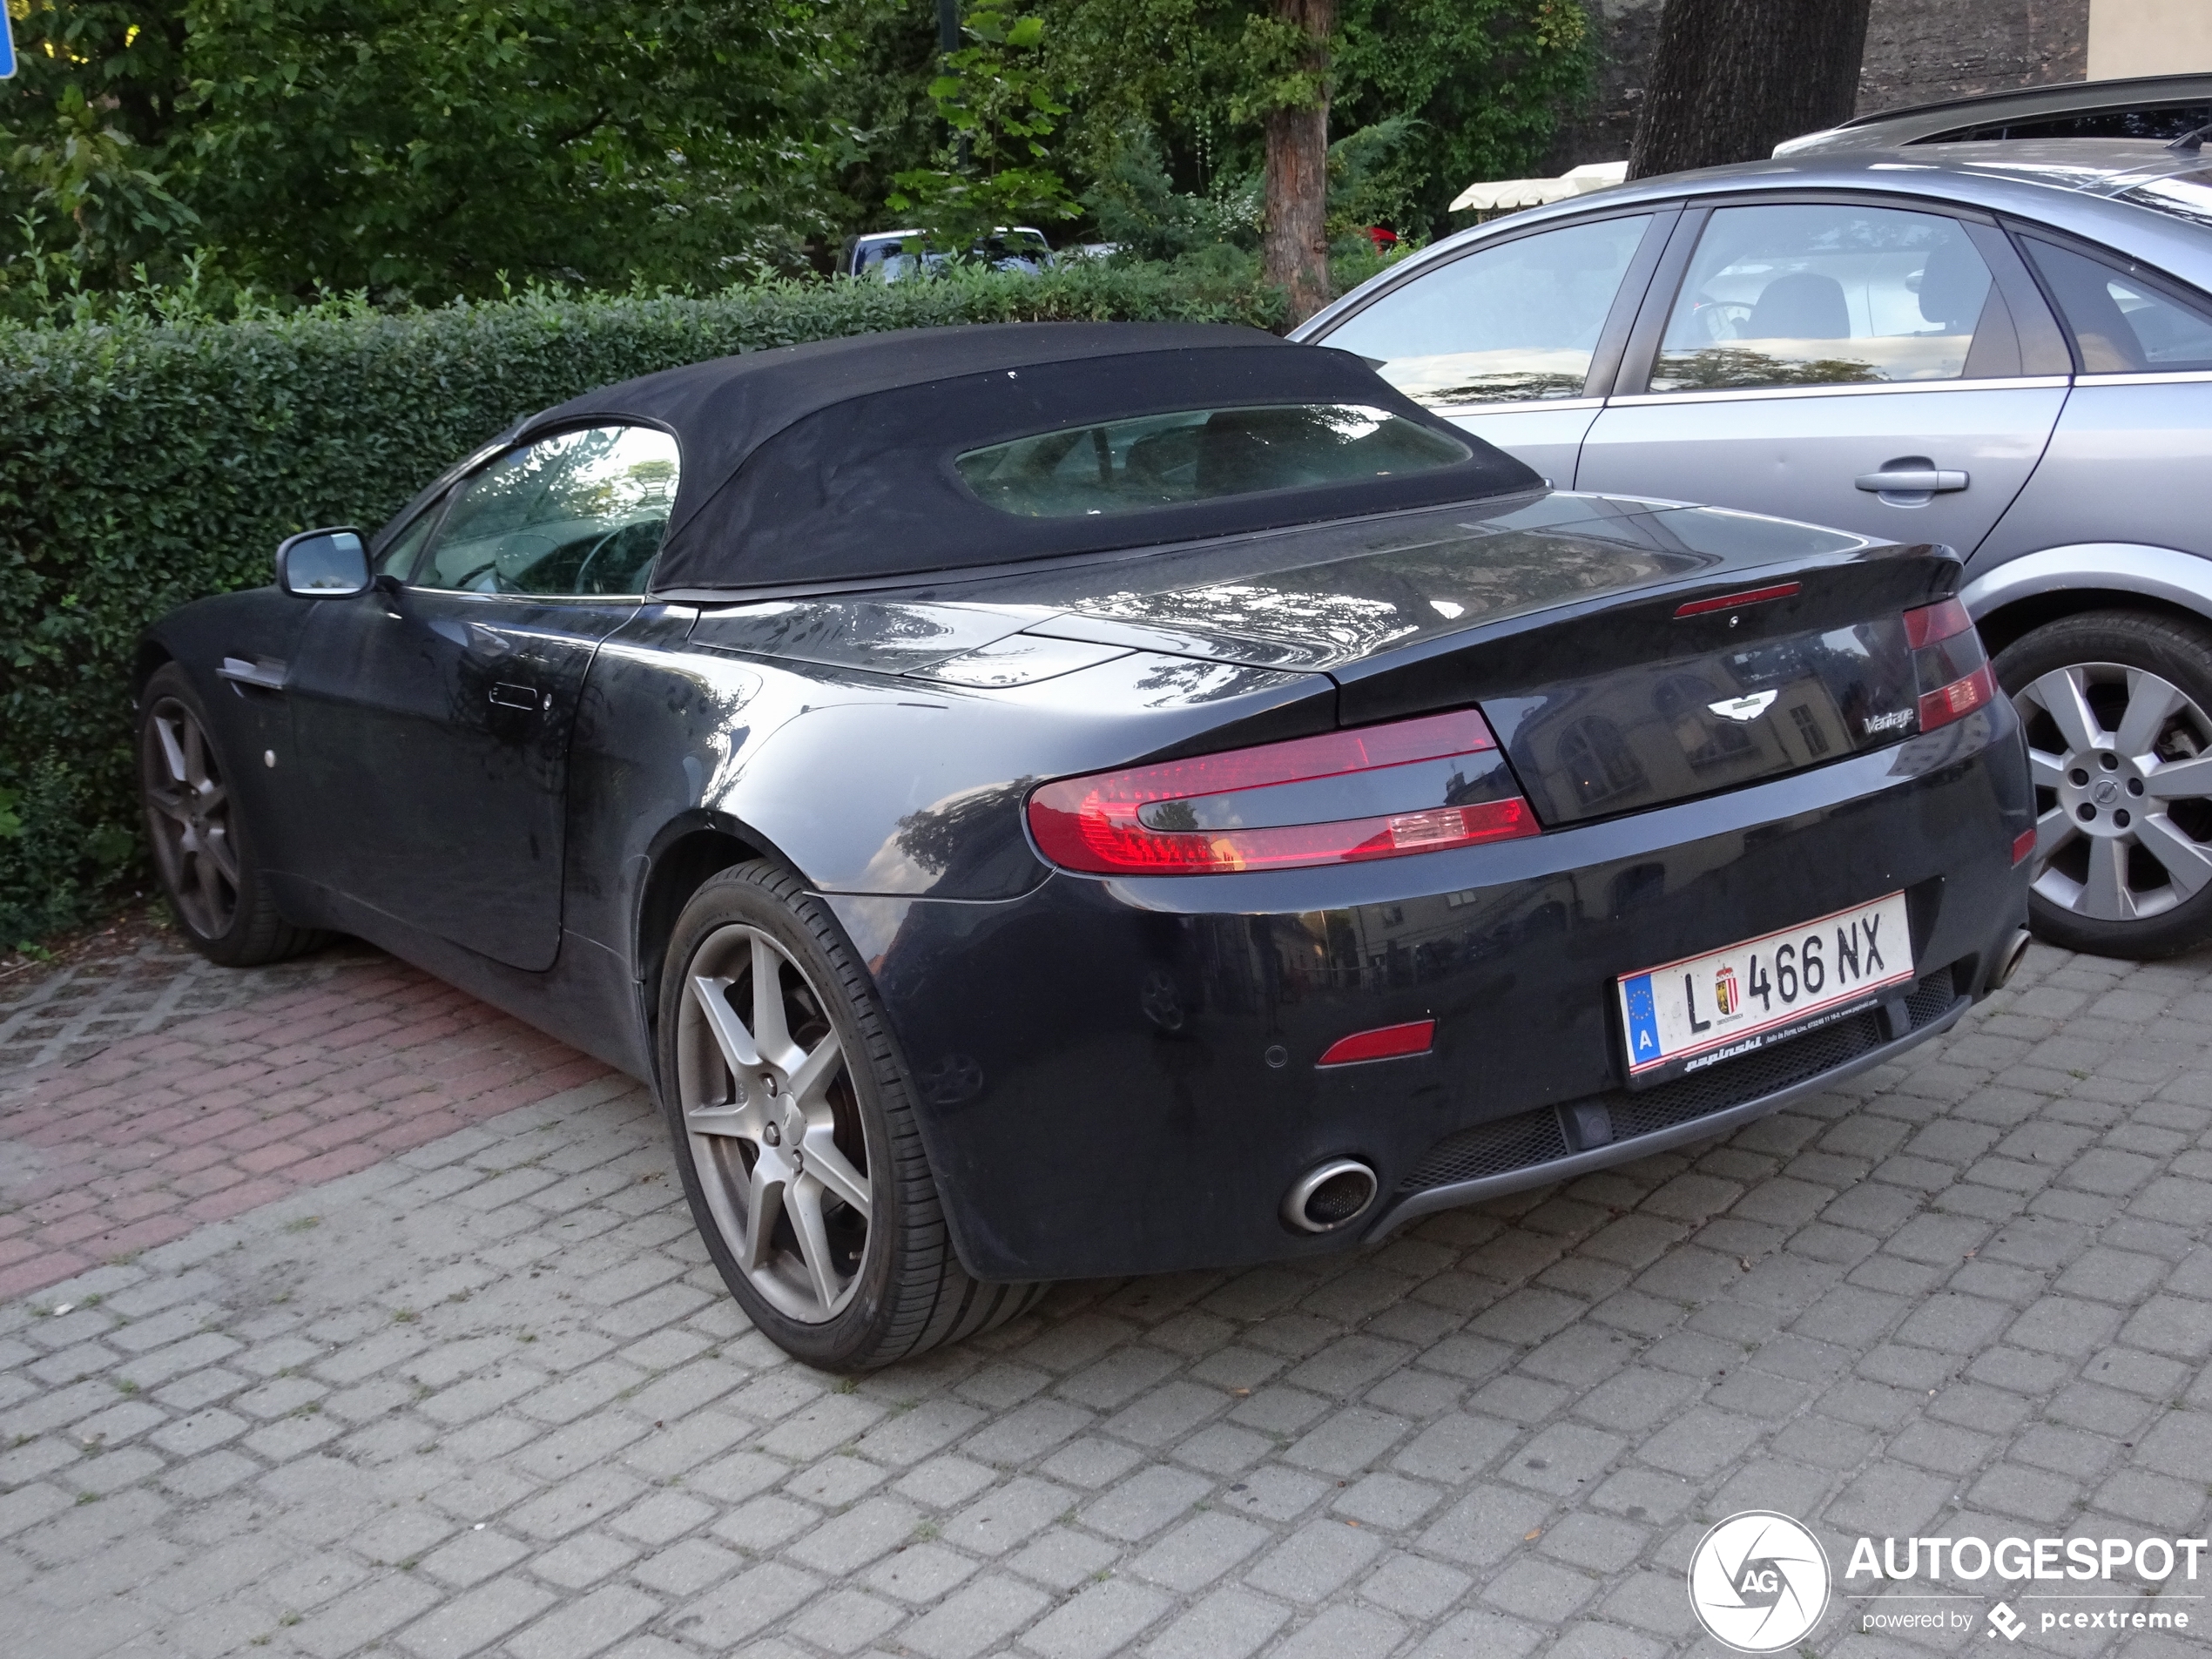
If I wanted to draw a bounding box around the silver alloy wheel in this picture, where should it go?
[141,698,240,939]
[2013,662,2212,923]
[674,924,873,1324]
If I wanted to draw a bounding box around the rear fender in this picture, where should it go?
[1962,543,2212,654]
[702,651,1336,900]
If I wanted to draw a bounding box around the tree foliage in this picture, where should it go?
[816,0,1595,266]
[0,1,1595,305]
[0,0,837,304]
[887,4,1078,249]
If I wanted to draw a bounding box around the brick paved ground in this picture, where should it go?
[0,956,610,1299]
[1,938,2210,1657]
[0,933,384,1076]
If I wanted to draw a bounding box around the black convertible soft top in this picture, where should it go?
[511,321,1541,594]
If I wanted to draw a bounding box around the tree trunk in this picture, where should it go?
[1629,0,1873,179]
[1263,0,1334,326]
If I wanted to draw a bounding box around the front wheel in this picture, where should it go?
[1995,610,2212,959]
[138,663,325,967]
[656,861,1042,1370]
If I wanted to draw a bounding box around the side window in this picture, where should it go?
[417,425,681,596]
[2020,237,2212,374]
[1651,204,1999,392]
[1321,215,1654,407]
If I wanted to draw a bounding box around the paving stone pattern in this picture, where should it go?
[1,940,2211,1656]
[0,956,610,1299]
[0,939,384,1078]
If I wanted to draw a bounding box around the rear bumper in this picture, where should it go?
[1368,968,1972,1239]
[830,699,2033,1282]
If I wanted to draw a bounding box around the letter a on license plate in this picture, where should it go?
[1616,892,1914,1084]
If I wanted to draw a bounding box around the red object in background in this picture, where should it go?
[1366,226,1399,250]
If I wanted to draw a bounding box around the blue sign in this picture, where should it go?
[1622,973,1660,1068]
[0,7,14,80]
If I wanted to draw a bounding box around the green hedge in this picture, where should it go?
[0,268,1284,944]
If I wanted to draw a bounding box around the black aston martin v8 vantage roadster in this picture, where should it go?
[138,323,2033,1368]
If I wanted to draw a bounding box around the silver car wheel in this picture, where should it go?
[673,923,873,1325]
[141,697,240,940]
[2013,662,2212,924]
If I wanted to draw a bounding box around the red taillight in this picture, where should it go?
[1919,662,1995,732]
[1902,598,1992,734]
[1903,596,1973,650]
[1318,1020,1436,1066]
[1027,708,1540,876]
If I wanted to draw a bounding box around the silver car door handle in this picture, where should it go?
[1855,468,1969,493]
[489,682,540,711]
[218,655,288,691]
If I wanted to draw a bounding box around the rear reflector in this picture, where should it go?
[1028,708,1540,876]
[1318,1020,1435,1066]
[1673,581,1800,619]
[2013,827,2036,865]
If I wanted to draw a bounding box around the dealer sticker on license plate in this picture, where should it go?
[1617,892,1913,1083]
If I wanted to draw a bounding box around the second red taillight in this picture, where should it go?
[1027,708,1539,875]
[1903,597,1995,734]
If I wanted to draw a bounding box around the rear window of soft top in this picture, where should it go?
[954,403,1471,519]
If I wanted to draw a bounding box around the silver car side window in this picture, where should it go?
[417,425,681,597]
[1322,215,1653,407]
[2020,237,2212,374]
[1652,204,1996,392]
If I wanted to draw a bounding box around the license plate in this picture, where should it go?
[1617,892,1913,1083]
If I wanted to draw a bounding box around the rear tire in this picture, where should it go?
[137,664,326,968]
[1994,610,2212,960]
[655,861,1042,1370]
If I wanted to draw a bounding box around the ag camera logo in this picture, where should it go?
[1688,1511,1831,1652]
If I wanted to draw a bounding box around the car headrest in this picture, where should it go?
[1918,239,1992,333]
[1747,273,1851,341]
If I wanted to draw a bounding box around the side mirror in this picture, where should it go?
[276,527,369,597]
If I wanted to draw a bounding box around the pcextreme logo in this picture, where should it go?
[1687,1512,1831,1652]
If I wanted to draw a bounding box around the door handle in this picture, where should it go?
[489,682,540,711]
[1855,467,1968,494]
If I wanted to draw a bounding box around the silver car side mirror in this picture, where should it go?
[276,527,369,597]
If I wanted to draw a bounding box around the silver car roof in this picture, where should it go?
[1296,140,2212,341]
[1777,73,2212,154]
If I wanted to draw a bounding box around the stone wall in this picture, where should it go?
[1858,0,2087,114]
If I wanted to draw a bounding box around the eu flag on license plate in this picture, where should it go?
[1622,973,1661,1066]
[0,9,15,79]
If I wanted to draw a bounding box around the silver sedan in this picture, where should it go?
[1297,138,2212,959]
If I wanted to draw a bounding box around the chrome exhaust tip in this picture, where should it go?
[1284,1159,1379,1234]
[1992,927,2033,990]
